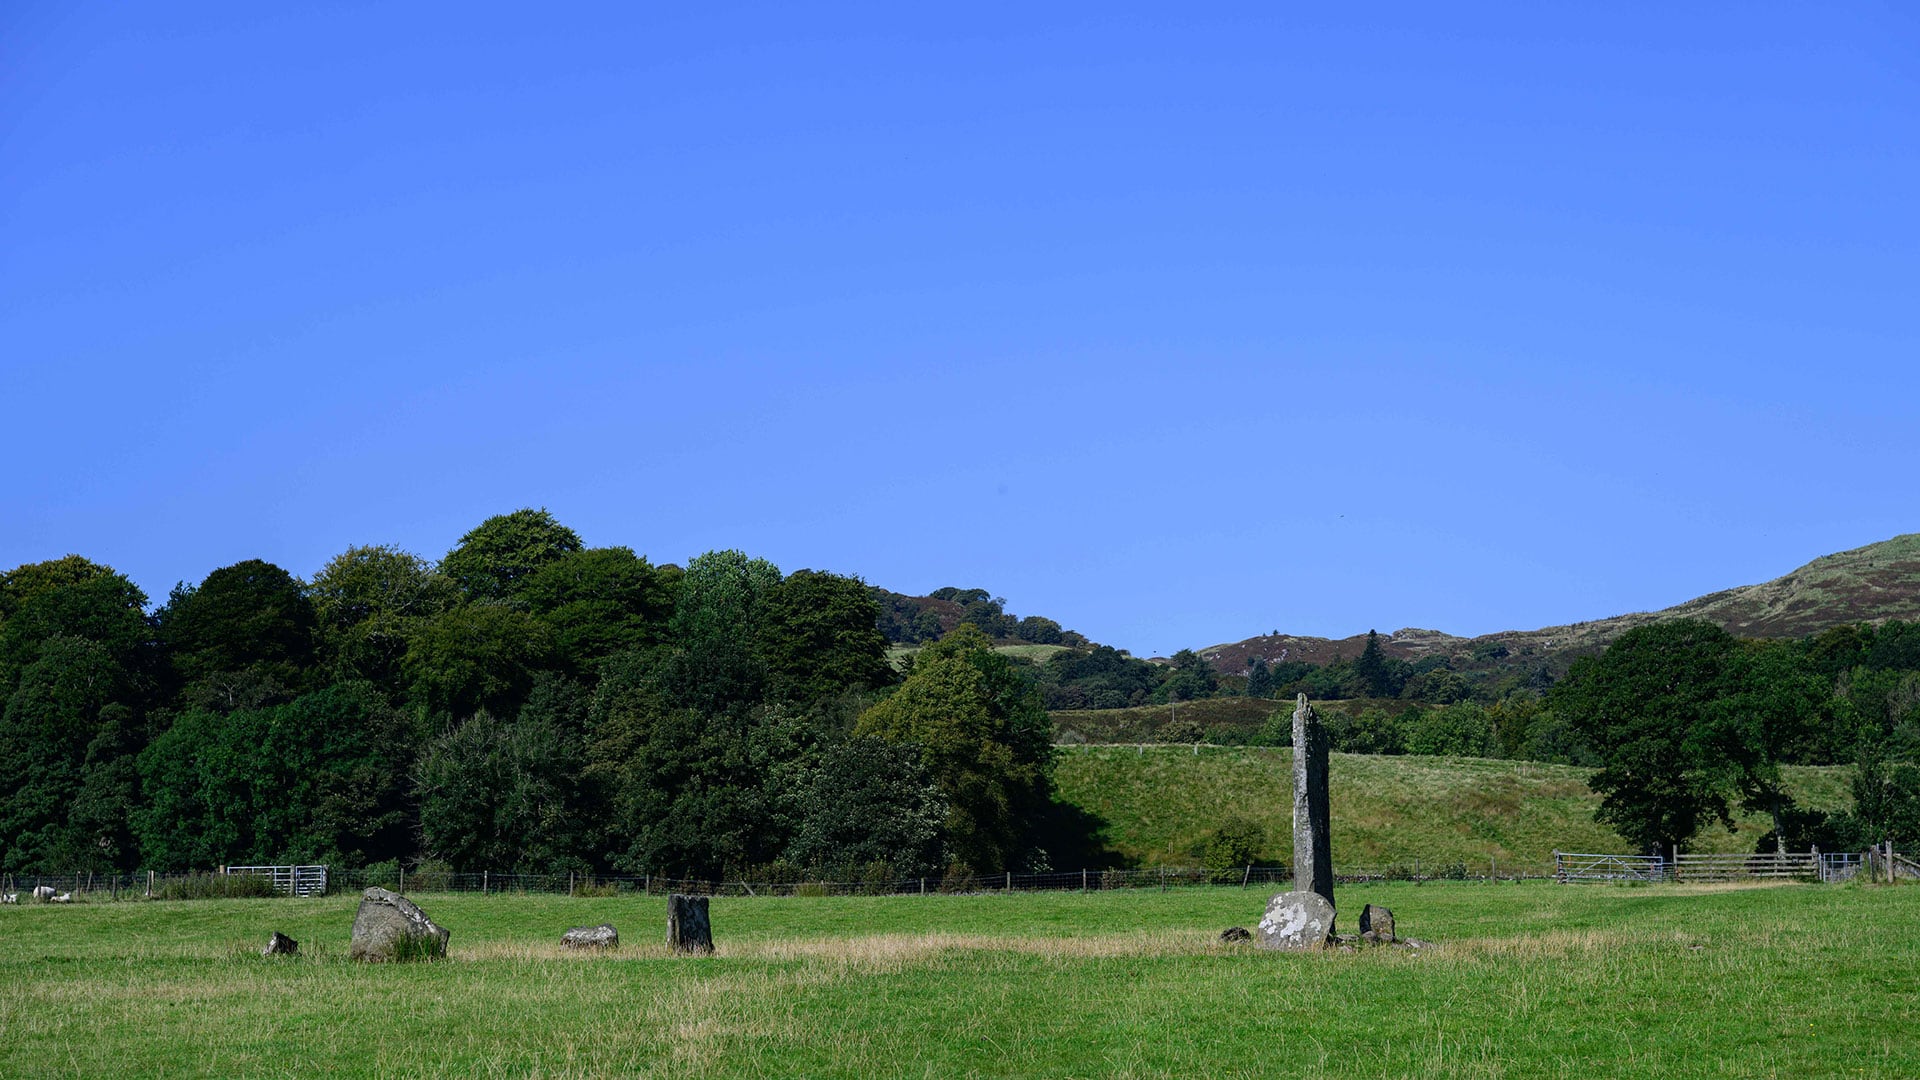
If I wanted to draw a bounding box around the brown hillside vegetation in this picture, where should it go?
[1196,532,1920,674]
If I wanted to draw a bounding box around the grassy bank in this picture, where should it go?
[2,883,1915,1077]
[1053,745,1854,868]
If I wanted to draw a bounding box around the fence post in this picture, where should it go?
[920,876,925,895]
[1242,864,1251,888]
[570,871,576,897]
[1005,871,1011,893]
[147,870,153,898]
[1083,868,1089,892]
[398,866,405,895]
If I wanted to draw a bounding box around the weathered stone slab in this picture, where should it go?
[1256,890,1335,951]
[563,923,620,949]
[1358,903,1394,942]
[349,887,449,962]
[667,894,712,954]
[262,931,298,956]
[1291,693,1333,906]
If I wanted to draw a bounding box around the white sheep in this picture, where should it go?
[32,885,56,902]
[50,892,72,903]
[1,893,16,904]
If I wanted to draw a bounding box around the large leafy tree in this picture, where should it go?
[309,545,454,688]
[0,557,151,689]
[155,559,317,710]
[759,569,896,706]
[856,624,1054,872]
[520,547,676,675]
[785,736,946,875]
[440,508,583,602]
[413,709,589,872]
[1552,619,1741,856]
[402,605,555,721]
[0,635,142,871]
[671,549,781,647]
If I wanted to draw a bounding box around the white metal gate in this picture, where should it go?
[225,865,328,896]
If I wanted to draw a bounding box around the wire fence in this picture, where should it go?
[2,858,1564,903]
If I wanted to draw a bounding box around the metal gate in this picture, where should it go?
[225,865,328,896]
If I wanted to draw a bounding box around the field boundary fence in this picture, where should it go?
[3,858,1560,902]
[1556,849,1914,885]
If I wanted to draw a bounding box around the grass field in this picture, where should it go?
[2,882,1915,1077]
[1053,746,1855,868]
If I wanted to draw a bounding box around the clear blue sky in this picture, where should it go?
[5,3,1917,657]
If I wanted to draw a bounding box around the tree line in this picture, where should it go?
[0,510,1058,881]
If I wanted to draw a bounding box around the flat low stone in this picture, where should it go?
[562,923,620,949]
[1255,890,1335,951]
[1219,926,1251,944]
[262,931,298,956]
[349,887,450,962]
[1358,903,1395,942]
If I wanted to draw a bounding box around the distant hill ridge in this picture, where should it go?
[1196,532,1920,674]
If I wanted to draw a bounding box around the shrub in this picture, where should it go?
[1200,816,1265,872]
[1158,718,1203,744]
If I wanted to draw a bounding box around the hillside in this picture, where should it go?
[1196,532,1920,677]
[1052,745,1854,870]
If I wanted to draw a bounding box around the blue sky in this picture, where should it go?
[4,3,1917,657]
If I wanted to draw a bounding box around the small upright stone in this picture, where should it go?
[667,894,713,954]
[1358,904,1395,943]
[262,931,299,956]
[1255,890,1336,951]
[1219,926,1251,944]
[349,887,450,962]
[562,923,620,950]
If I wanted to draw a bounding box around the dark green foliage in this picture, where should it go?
[1037,646,1161,710]
[1839,740,1920,846]
[520,547,675,673]
[1014,616,1064,644]
[415,710,589,873]
[856,625,1054,872]
[1552,620,1741,855]
[440,508,583,601]
[0,636,140,872]
[760,570,895,705]
[309,545,454,686]
[156,559,316,710]
[0,559,151,688]
[1199,816,1264,871]
[133,684,415,869]
[1244,657,1274,699]
[785,736,946,875]
[1353,630,1397,698]
[402,604,555,720]
[1158,649,1217,703]
[1314,707,1408,755]
[1404,703,1498,757]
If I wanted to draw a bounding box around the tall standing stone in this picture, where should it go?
[1291,692,1333,907]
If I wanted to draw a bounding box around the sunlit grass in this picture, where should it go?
[2,882,1914,1077]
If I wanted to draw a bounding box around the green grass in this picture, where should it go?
[1054,745,1855,868]
[3,883,1916,1077]
[888,642,1075,669]
[1052,696,1279,741]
